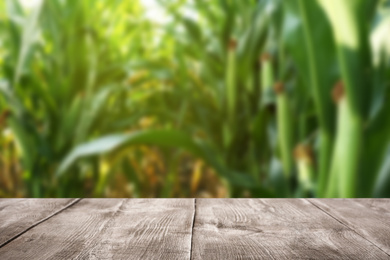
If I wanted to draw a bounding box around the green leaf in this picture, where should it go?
[11,0,44,84]
[57,129,200,175]
[57,129,256,188]
[373,146,390,197]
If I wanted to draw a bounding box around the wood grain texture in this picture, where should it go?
[0,199,78,247]
[0,199,194,260]
[191,199,389,260]
[309,199,390,256]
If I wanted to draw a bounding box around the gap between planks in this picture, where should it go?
[190,198,197,260]
[305,199,390,258]
[0,198,82,249]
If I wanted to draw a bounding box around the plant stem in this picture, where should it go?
[226,39,237,123]
[294,144,314,192]
[326,83,362,197]
[319,0,370,198]
[317,130,332,196]
[260,53,275,106]
[275,82,293,178]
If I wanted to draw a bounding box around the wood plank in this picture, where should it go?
[0,199,194,260]
[309,199,390,256]
[192,199,389,259]
[0,198,78,247]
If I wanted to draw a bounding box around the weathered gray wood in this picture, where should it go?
[309,199,390,256]
[1,199,390,259]
[0,198,78,247]
[192,199,389,259]
[0,199,194,260]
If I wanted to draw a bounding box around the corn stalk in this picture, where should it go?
[274,82,293,178]
[318,0,371,197]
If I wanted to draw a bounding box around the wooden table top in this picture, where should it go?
[0,199,389,259]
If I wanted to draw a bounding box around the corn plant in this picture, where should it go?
[1,0,156,196]
[1,0,390,198]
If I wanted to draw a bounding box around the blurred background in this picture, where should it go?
[0,0,390,198]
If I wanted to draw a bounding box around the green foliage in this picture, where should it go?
[0,0,389,198]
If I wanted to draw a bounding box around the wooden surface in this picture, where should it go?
[309,199,390,256]
[0,199,388,259]
[0,199,78,247]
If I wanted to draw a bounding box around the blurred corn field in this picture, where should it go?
[0,0,390,198]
